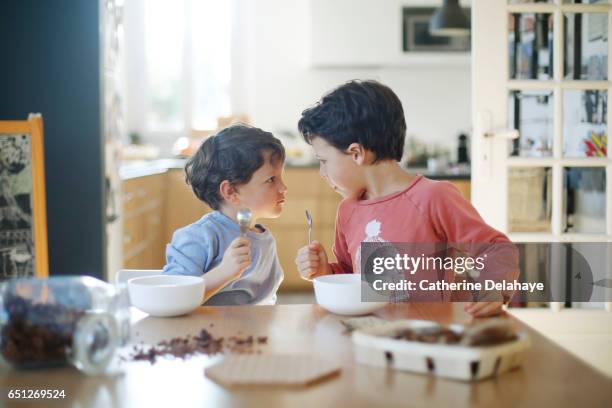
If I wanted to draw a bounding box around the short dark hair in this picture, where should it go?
[298,80,406,163]
[185,124,285,210]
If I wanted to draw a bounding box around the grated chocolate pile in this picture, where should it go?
[128,328,268,364]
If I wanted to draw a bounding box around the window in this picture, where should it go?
[145,0,185,130]
[189,0,232,130]
[142,0,232,132]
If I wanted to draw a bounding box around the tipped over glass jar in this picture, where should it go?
[0,276,130,375]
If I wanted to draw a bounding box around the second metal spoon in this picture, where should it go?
[305,210,313,244]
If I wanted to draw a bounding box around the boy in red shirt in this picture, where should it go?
[294,80,517,317]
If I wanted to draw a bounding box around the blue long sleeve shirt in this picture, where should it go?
[162,211,284,305]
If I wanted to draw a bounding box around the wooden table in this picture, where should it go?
[1,304,611,407]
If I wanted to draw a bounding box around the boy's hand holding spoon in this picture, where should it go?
[296,210,331,280]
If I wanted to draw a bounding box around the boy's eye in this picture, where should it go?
[266,177,275,183]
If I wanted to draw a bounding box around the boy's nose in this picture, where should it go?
[279,180,288,193]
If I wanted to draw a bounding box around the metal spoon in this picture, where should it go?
[305,210,313,244]
[237,208,252,237]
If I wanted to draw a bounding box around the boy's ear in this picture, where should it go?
[219,180,240,205]
[346,143,367,165]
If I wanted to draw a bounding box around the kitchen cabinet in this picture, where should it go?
[450,179,471,201]
[270,170,471,290]
[309,0,397,66]
[122,174,166,269]
[265,168,342,291]
[162,169,212,248]
[308,0,471,67]
[121,166,470,291]
[122,168,339,290]
[122,170,211,270]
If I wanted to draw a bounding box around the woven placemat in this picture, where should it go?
[205,354,341,387]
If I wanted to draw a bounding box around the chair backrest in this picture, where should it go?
[115,269,162,285]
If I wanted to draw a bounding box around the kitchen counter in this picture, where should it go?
[404,166,471,180]
[3,304,610,407]
[119,159,186,180]
[119,159,471,181]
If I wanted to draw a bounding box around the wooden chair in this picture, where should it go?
[0,114,48,279]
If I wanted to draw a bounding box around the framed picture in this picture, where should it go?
[403,7,471,52]
[0,114,48,280]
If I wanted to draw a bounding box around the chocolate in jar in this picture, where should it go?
[0,279,92,368]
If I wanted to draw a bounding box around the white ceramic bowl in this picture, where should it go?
[313,274,387,316]
[127,275,205,317]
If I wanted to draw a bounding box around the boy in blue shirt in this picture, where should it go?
[163,124,286,305]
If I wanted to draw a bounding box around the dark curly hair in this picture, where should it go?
[185,124,285,210]
[297,80,406,163]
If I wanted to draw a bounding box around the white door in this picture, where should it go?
[471,0,611,310]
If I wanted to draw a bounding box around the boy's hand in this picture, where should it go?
[220,237,251,280]
[295,240,331,281]
[464,301,504,317]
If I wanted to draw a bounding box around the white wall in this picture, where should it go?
[233,0,472,158]
[124,0,472,157]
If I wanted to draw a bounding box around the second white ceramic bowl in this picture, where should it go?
[313,274,387,316]
[127,275,205,317]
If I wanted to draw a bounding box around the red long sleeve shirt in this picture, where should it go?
[329,175,519,302]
